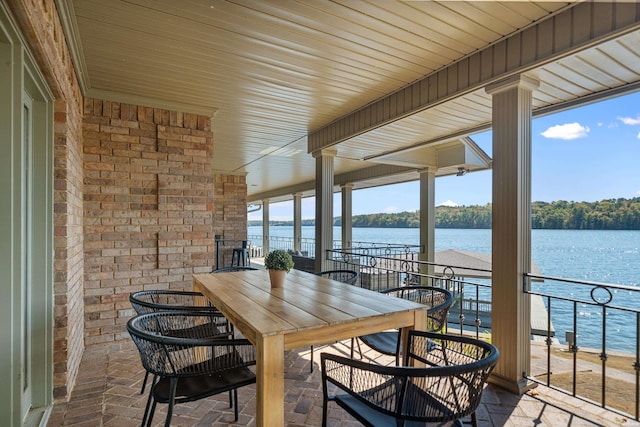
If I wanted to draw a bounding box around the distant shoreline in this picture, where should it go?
[248,197,640,231]
[248,224,640,230]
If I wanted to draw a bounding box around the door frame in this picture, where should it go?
[0,3,54,425]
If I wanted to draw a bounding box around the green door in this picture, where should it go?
[1,6,54,424]
[21,94,33,421]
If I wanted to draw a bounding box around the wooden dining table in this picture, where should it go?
[193,269,427,426]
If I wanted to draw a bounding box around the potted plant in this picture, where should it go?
[264,249,294,288]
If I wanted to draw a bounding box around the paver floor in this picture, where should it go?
[46,338,639,427]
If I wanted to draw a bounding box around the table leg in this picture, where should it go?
[256,333,284,426]
[403,308,427,367]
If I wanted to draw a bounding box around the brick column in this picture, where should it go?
[83,100,218,347]
[213,174,248,268]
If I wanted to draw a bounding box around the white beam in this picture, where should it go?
[341,184,353,249]
[262,200,270,254]
[419,168,435,279]
[293,193,302,253]
[314,149,337,272]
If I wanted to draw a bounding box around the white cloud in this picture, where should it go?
[637,131,640,139]
[541,123,590,140]
[383,205,399,213]
[618,115,640,125]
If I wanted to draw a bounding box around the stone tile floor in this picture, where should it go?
[47,339,639,427]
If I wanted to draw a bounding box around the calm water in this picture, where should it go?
[248,226,640,352]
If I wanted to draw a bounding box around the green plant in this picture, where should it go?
[264,249,294,272]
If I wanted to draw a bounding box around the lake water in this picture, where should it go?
[248,226,640,353]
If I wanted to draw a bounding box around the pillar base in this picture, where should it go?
[488,374,537,395]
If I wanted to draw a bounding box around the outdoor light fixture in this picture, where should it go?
[456,167,469,176]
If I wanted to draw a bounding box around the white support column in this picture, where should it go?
[419,168,436,279]
[341,184,354,250]
[262,199,270,255]
[313,148,337,272]
[486,75,539,394]
[293,192,302,253]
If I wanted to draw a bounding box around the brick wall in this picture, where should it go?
[53,98,85,400]
[8,0,249,402]
[83,99,219,346]
[8,0,86,399]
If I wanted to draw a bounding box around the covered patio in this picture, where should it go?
[2,1,640,425]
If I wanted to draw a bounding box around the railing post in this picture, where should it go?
[214,235,222,271]
[600,304,608,408]
[635,313,639,420]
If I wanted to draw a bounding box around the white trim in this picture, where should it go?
[485,75,540,96]
[87,88,217,117]
[54,0,90,93]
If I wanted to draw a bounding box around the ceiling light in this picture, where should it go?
[456,167,469,176]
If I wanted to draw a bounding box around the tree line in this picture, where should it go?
[250,197,640,230]
[351,198,640,229]
[353,198,640,230]
[530,198,640,230]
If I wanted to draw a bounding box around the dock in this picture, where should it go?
[448,294,555,337]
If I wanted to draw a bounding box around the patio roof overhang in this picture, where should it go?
[58,1,640,202]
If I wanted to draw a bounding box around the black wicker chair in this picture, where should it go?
[129,290,233,395]
[127,311,256,427]
[130,289,225,316]
[307,269,360,372]
[322,331,499,427]
[354,286,454,365]
[314,269,360,285]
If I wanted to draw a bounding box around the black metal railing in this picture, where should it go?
[327,247,492,340]
[246,233,640,420]
[524,273,640,421]
[247,235,422,260]
[247,234,316,257]
[248,237,496,338]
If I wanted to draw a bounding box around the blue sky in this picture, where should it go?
[250,90,640,221]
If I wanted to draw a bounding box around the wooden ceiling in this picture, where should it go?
[61,0,640,202]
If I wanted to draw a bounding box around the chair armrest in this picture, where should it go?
[321,353,406,416]
[166,338,256,376]
[321,333,500,424]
